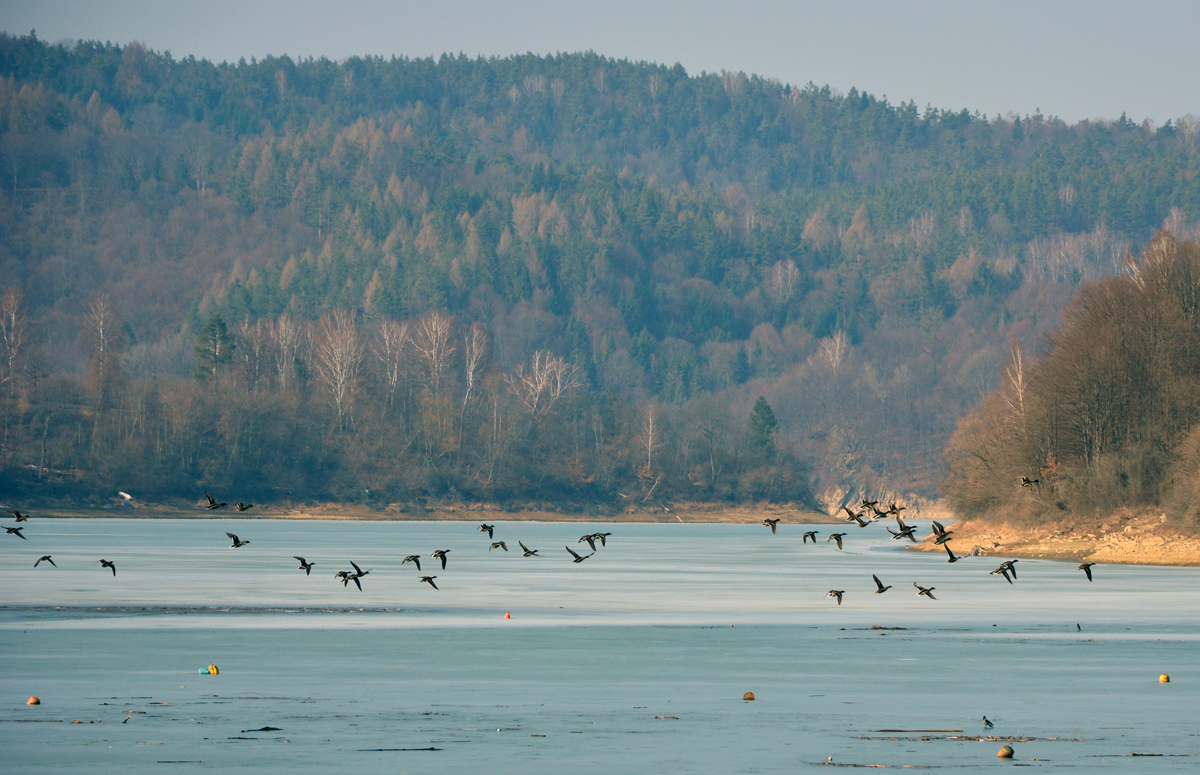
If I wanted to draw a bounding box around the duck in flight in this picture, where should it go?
[431,549,450,569]
[887,525,917,542]
[35,555,56,568]
[7,509,29,522]
[490,541,508,552]
[579,534,598,551]
[566,545,594,563]
[205,491,227,509]
[402,555,422,570]
[840,505,862,522]
[5,525,27,539]
[226,532,250,548]
[235,502,254,512]
[480,523,495,539]
[1078,562,1096,582]
[872,574,892,594]
[592,532,611,546]
[930,520,954,544]
[294,556,314,575]
[519,541,540,557]
[99,559,116,576]
[944,543,961,563]
[420,575,439,589]
[991,559,1019,583]
[762,518,781,534]
[828,589,845,605]
[827,533,846,550]
[802,531,819,544]
[913,582,937,600]
[337,561,369,590]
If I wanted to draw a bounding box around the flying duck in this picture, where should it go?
[566,545,593,563]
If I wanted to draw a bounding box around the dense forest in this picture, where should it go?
[943,233,1200,528]
[2,32,1200,510]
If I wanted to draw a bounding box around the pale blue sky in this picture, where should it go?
[2,0,1196,123]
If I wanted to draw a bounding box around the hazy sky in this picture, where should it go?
[3,0,1197,124]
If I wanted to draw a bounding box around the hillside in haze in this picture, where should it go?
[3,33,1200,508]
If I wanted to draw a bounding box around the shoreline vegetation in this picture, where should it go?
[22,500,1200,567]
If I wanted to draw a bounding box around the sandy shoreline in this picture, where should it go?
[911,508,1200,567]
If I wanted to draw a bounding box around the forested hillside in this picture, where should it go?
[2,32,1200,509]
[943,233,1200,528]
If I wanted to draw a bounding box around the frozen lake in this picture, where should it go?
[2,518,1198,772]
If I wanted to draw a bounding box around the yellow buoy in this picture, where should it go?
[1160,673,1170,683]
[27,696,40,705]
[997,744,1014,758]
[208,664,219,675]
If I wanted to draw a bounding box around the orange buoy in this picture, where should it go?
[27,696,40,705]
[504,611,511,619]
[1160,673,1170,683]
[998,744,1014,758]
[743,692,756,701]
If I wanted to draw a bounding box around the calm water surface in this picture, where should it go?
[2,519,1198,772]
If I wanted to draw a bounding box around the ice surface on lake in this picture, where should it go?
[2,519,1198,772]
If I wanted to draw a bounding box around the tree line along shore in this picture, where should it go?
[4,37,1200,540]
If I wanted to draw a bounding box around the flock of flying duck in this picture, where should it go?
[6,491,1099,600]
[782,497,1099,605]
[3,497,616,590]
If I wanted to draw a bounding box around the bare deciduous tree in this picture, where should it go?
[721,71,747,99]
[550,77,565,107]
[236,319,271,390]
[271,313,306,391]
[592,67,607,95]
[910,211,935,244]
[0,289,28,396]
[85,294,119,387]
[374,318,410,409]
[184,141,213,195]
[522,74,546,95]
[639,405,663,473]
[1058,183,1078,216]
[1002,343,1028,422]
[819,330,849,374]
[647,72,662,99]
[766,258,800,304]
[461,322,489,413]
[412,311,456,395]
[1179,114,1200,150]
[313,309,364,431]
[504,350,579,421]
